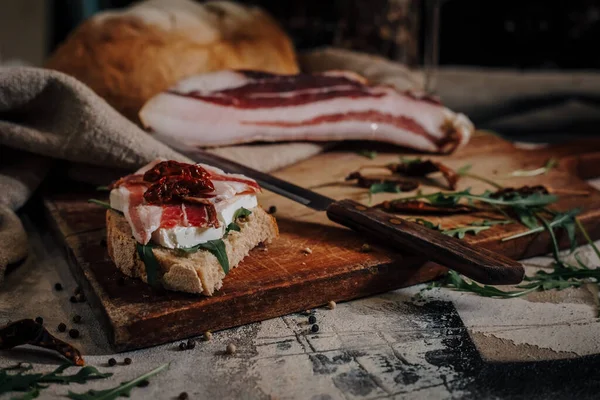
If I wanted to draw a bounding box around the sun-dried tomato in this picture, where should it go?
[143,160,212,183]
[142,161,215,205]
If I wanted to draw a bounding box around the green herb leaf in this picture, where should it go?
[369,182,404,194]
[456,164,472,175]
[399,156,422,166]
[413,218,442,230]
[233,207,252,220]
[442,225,491,239]
[87,199,122,214]
[510,158,559,177]
[179,239,230,274]
[357,150,378,159]
[136,243,161,288]
[96,186,110,191]
[444,271,539,298]
[502,209,581,242]
[0,363,112,399]
[470,219,512,227]
[66,363,169,400]
[225,222,241,236]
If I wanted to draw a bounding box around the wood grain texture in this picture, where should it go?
[43,133,600,351]
[326,199,524,284]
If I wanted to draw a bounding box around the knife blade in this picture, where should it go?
[182,148,524,285]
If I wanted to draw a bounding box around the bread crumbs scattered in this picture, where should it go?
[302,247,312,255]
[327,300,336,310]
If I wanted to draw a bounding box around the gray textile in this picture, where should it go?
[0,67,324,279]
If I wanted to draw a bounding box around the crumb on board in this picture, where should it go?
[203,331,213,341]
[302,247,312,255]
[327,300,336,310]
[226,343,237,354]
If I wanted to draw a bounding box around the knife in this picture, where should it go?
[181,149,525,285]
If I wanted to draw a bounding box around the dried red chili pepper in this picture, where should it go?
[375,200,475,215]
[345,171,419,192]
[490,185,549,199]
[0,319,84,365]
[386,159,459,190]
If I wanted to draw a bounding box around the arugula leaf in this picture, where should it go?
[413,218,442,230]
[369,182,405,194]
[88,199,122,214]
[502,209,581,242]
[444,271,539,298]
[510,158,558,177]
[136,243,161,288]
[456,164,472,175]
[178,239,230,274]
[357,150,378,159]
[0,363,112,399]
[225,222,241,236]
[442,225,491,239]
[398,156,423,166]
[470,219,512,227]
[66,363,169,400]
[233,207,252,220]
[456,164,504,189]
[575,218,600,261]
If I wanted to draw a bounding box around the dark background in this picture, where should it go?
[49,0,600,70]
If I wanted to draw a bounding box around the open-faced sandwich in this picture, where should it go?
[105,159,278,295]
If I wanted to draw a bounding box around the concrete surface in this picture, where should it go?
[1,179,599,399]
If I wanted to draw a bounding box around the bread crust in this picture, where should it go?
[106,206,278,295]
[45,0,299,122]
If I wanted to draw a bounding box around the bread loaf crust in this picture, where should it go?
[45,0,299,122]
[106,206,278,295]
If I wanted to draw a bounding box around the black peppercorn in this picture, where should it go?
[70,296,78,303]
[72,315,82,324]
[186,339,196,349]
[137,380,149,387]
[58,323,67,332]
[311,324,319,333]
[35,317,44,325]
[308,315,317,324]
[69,329,80,339]
[179,392,189,400]
[108,358,117,367]
[124,357,132,365]
[179,342,187,351]
[54,283,63,291]
[268,205,277,214]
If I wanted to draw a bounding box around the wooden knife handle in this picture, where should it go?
[326,199,525,285]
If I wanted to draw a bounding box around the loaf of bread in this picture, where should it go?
[106,206,279,295]
[45,0,299,123]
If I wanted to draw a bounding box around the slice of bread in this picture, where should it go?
[106,206,278,295]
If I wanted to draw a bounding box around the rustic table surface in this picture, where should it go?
[1,180,599,400]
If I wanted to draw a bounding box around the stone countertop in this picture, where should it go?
[1,180,599,400]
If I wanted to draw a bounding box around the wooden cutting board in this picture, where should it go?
[43,133,600,351]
